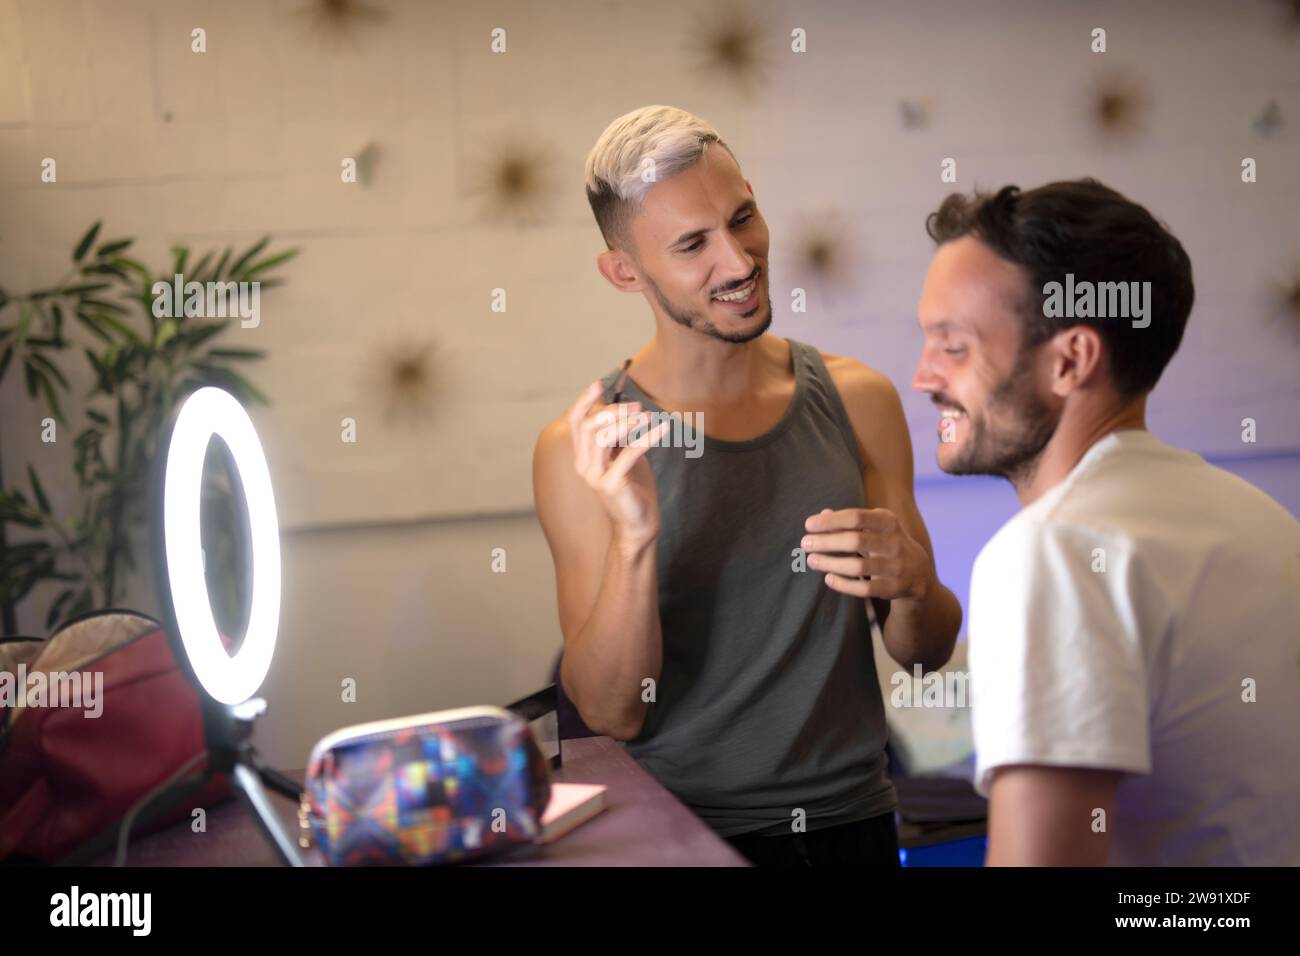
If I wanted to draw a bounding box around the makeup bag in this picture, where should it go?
[300,705,552,866]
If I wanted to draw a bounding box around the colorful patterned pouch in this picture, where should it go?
[300,705,552,866]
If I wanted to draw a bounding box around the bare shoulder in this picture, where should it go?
[816,349,912,477]
[531,403,609,540]
[818,350,904,419]
[533,414,573,467]
[532,388,609,474]
[532,412,584,506]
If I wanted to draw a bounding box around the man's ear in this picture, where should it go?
[1047,325,1106,397]
[596,248,645,293]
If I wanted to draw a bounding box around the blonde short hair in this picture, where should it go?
[584,105,735,250]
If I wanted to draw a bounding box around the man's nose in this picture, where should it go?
[717,229,754,279]
[912,353,942,394]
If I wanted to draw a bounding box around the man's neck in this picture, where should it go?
[1014,395,1149,506]
[629,324,783,406]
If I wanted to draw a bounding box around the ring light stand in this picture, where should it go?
[75,386,306,866]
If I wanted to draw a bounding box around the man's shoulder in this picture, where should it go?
[534,399,592,477]
[534,375,622,460]
[809,347,906,441]
[972,502,1137,588]
[975,436,1164,567]
[534,415,571,459]
[815,349,895,401]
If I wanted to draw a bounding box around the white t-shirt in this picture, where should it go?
[968,429,1300,865]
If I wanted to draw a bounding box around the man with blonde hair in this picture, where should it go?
[532,106,963,866]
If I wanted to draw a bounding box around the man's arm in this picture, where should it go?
[822,356,963,671]
[531,385,669,740]
[986,765,1121,866]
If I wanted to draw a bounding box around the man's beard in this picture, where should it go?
[939,343,1059,486]
[644,272,771,344]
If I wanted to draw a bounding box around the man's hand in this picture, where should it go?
[565,381,670,555]
[800,507,935,602]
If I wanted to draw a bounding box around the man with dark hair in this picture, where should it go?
[914,179,1300,865]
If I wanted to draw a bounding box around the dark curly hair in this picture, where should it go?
[926,180,1194,400]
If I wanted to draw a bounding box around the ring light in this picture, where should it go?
[162,386,281,705]
[99,384,307,867]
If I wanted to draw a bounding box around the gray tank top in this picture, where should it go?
[599,338,897,838]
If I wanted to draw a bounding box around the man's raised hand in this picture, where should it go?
[566,381,671,553]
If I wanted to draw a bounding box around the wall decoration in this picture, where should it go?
[299,0,387,50]
[1252,100,1283,137]
[1088,68,1148,139]
[899,97,936,130]
[689,4,773,96]
[783,212,859,314]
[1273,0,1300,32]
[363,333,441,425]
[354,141,382,187]
[465,137,558,224]
[1273,264,1300,341]
[792,218,850,285]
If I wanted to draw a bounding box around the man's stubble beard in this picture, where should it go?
[644,272,772,345]
[942,342,1059,487]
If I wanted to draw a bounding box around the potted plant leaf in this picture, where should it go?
[0,223,296,637]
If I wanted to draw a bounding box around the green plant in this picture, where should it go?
[0,223,296,636]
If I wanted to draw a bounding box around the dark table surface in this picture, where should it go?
[98,736,750,867]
